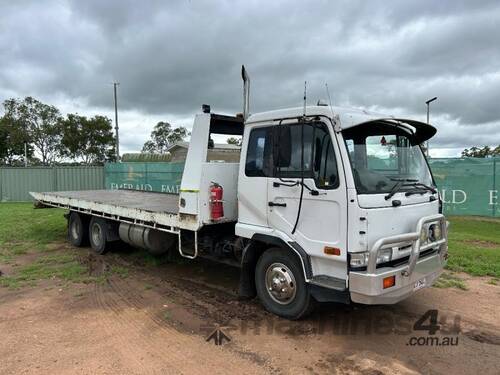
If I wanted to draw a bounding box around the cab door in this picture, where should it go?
[267,120,348,280]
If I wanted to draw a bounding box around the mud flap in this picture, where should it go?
[308,284,350,304]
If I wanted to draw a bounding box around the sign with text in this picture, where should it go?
[430,158,498,217]
[105,162,184,195]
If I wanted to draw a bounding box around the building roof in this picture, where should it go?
[167,141,240,151]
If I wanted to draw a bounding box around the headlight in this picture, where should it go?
[420,227,428,243]
[350,249,392,268]
[377,248,392,263]
[429,223,442,241]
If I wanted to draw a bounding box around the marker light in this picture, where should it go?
[383,275,396,289]
[324,246,341,256]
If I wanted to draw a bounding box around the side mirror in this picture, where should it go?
[274,125,291,168]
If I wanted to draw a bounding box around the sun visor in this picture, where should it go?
[346,118,437,145]
[389,118,437,144]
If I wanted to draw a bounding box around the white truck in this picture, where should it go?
[31,70,448,319]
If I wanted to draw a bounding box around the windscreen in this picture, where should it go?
[342,122,434,194]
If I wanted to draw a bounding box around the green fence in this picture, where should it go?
[429,158,498,217]
[0,166,104,202]
[2,159,499,217]
[105,159,499,217]
[104,162,184,194]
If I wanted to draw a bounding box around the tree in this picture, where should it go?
[226,137,242,146]
[142,122,188,153]
[0,114,34,165]
[462,145,499,158]
[3,97,62,165]
[59,114,116,164]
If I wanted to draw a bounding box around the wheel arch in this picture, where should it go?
[238,234,312,299]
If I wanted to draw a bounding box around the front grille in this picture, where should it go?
[349,247,439,272]
[379,247,438,269]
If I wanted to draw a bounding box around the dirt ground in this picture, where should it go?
[0,246,499,375]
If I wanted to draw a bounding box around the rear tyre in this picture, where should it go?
[255,247,315,319]
[68,212,89,247]
[89,217,109,254]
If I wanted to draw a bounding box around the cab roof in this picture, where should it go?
[247,105,436,143]
[247,105,386,127]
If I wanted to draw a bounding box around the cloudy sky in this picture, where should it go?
[1,0,499,157]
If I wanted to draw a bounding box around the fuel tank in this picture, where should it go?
[119,223,177,255]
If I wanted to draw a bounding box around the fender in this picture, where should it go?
[238,233,313,299]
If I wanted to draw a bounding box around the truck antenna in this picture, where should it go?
[303,81,307,118]
[325,82,335,119]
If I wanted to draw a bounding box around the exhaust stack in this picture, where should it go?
[241,65,250,120]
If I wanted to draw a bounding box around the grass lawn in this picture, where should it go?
[0,203,499,289]
[446,216,500,278]
[0,202,67,263]
[0,203,126,289]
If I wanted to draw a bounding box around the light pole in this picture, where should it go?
[113,82,120,161]
[425,96,437,157]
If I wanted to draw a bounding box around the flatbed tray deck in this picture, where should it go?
[30,190,181,232]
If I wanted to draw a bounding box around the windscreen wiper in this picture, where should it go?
[385,180,405,200]
[390,178,419,182]
[405,182,437,196]
[385,178,421,200]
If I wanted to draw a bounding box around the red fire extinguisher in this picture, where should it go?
[210,182,224,220]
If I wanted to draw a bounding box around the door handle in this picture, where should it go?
[268,202,287,207]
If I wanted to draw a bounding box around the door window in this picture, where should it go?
[245,126,274,177]
[245,122,339,189]
[313,123,339,189]
[275,124,314,178]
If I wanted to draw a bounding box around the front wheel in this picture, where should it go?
[255,247,314,319]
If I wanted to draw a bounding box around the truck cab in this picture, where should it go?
[236,105,448,318]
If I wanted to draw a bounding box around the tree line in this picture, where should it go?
[0,97,116,166]
[461,145,500,158]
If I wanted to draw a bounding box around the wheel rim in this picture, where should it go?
[265,262,297,305]
[91,223,102,245]
[70,219,80,240]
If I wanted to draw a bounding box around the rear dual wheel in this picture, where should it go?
[89,217,109,254]
[68,212,89,247]
[68,212,109,254]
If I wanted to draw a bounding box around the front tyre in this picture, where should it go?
[255,247,314,319]
[89,217,109,254]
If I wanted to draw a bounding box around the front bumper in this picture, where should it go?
[349,214,448,305]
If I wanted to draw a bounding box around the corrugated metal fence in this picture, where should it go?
[0,166,104,202]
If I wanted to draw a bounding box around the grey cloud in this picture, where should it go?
[0,0,499,154]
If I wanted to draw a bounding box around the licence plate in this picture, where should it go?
[414,278,426,291]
